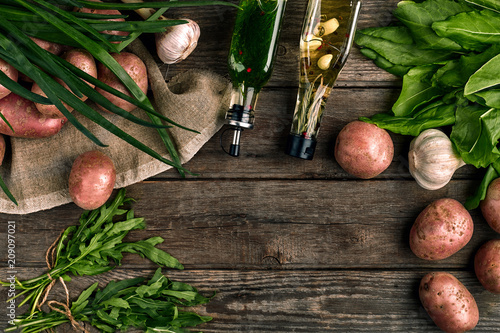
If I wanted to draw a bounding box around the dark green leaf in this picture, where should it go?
[465,163,500,209]
[360,98,456,136]
[359,48,412,76]
[94,277,146,304]
[117,239,184,270]
[432,9,500,51]
[450,104,500,167]
[465,53,500,95]
[392,65,443,116]
[394,0,472,50]
[355,28,456,66]
[465,0,500,12]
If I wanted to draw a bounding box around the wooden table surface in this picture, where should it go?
[2,0,500,332]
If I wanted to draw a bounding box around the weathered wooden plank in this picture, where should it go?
[151,86,481,181]
[1,268,498,332]
[0,180,493,270]
[158,0,402,87]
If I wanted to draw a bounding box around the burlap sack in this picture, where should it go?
[0,40,232,215]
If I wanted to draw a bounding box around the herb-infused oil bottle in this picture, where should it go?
[285,0,361,160]
[224,0,287,157]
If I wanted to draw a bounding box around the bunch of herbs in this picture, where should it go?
[6,268,213,333]
[1,188,184,316]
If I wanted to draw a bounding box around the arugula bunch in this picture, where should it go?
[1,189,184,316]
[355,0,500,208]
[7,268,213,333]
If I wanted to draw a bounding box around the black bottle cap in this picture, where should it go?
[285,134,317,160]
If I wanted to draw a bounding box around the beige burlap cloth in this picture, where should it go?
[0,40,232,215]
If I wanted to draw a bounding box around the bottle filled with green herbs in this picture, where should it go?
[285,0,362,160]
[223,0,287,157]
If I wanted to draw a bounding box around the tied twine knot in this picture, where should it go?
[38,229,89,333]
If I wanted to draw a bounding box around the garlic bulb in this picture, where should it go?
[408,129,466,190]
[156,19,200,65]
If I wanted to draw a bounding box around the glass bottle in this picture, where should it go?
[224,0,288,157]
[285,0,362,160]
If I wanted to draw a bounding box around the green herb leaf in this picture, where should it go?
[392,65,443,116]
[394,0,472,50]
[450,104,500,167]
[355,26,455,66]
[465,53,500,95]
[360,98,456,136]
[432,9,500,51]
[465,0,500,12]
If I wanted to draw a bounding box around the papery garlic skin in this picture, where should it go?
[408,129,466,190]
[156,19,200,64]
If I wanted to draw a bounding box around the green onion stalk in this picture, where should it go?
[0,0,238,203]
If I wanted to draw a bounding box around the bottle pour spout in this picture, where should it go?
[228,127,243,157]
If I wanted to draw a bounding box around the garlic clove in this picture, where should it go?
[317,54,333,70]
[408,129,466,190]
[156,19,200,64]
[313,18,340,37]
[300,34,323,51]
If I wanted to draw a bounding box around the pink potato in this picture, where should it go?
[419,272,479,333]
[409,198,473,260]
[0,93,66,138]
[95,52,148,112]
[0,134,5,165]
[0,58,18,100]
[29,36,65,56]
[480,178,500,233]
[33,49,97,118]
[334,120,394,179]
[74,0,129,43]
[474,239,500,293]
[68,150,116,210]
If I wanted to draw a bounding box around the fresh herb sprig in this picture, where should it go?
[6,268,213,333]
[0,188,183,316]
[355,0,500,208]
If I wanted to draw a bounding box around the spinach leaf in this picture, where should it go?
[465,162,500,209]
[471,90,500,108]
[393,0,472,50]
[359,48,412,76]
[355,27,456,66]
[465,0,500,13]
[433,9,500,51]
[432,44,500,90]
[360,99,456,136]
[450,104,500,167]
[392,65,444,116]
[465,53,500,95]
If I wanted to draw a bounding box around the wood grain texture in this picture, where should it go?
[0,0,498,332]
[1,268,499,332]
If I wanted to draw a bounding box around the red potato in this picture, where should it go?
[0,93,66,138]
[0,58,18,100]
[33,49,97,118]
[29,36,65,56]
[68,150,116,210]
[480,178,500,234]
[95,52,148,112]
[334,120,394,179]
[474,239,500,293]
[0,134,6,165]
[74,0,129,43]
[409,198,473,260]
[419,272,479,333]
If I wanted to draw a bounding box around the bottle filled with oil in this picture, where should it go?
[224,0,288,157]
[285,0,362,160]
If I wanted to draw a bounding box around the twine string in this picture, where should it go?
[38,229,89,332]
